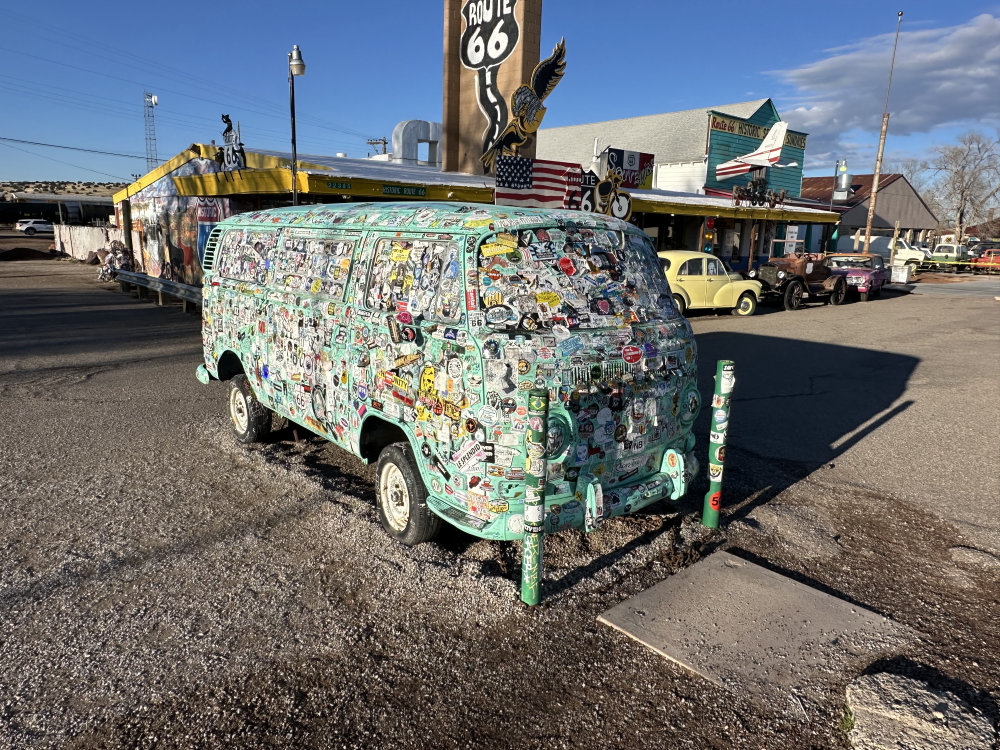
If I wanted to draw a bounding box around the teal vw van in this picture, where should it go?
[197,202,700,545]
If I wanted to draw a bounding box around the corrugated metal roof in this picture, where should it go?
[800,174,902,206]
[536,99,773,168]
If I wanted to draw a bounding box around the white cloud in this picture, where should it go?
[773,13,1000,168]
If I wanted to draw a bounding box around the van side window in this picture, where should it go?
[274,232,355,299]
[366,237,463,323]
[215,228,279,285]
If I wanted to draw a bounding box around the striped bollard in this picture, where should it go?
[702,360,736,528]
[520,388,550,606]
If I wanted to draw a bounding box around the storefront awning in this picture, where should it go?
[630,189,840,223]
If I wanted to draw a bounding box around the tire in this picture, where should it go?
[376,442,442,546]
[228,374,271,443]
[859,291,870,302]
[672,294,687,315]
[829,278,847,306]
[731,292,757,317]
[25,228,36,236]
[782,280,804,311]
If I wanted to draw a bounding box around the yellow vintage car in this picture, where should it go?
[657,250,763,317]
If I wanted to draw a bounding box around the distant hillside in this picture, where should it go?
[0,181,127,197]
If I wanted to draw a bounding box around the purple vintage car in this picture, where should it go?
[825,253,890,302]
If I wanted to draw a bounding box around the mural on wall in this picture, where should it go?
[480,38,567,172]
[130,158,232,284]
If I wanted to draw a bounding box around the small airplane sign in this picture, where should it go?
[715,121,790,181]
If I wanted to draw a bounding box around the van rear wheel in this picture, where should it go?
[376,442,441,546]
[228,374,271,443]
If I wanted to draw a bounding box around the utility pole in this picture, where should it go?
[367,137,388,155]
[863,11,903,254]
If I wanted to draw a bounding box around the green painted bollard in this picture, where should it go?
[702,360,736,528]
[520,388,550,606]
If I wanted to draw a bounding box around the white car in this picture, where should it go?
[14,219,55,236]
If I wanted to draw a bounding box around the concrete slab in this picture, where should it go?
[598,552,912,711]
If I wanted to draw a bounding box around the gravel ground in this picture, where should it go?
[0,257,997,749]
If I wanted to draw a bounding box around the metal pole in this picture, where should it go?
[829,160,839,212]
[288,55,298,207]
[863,11,903,254]
[702,360,735,529]
[520,388,550,606]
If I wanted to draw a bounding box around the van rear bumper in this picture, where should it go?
[425,449,698,542]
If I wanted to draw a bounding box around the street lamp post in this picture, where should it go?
[288,44,306,206]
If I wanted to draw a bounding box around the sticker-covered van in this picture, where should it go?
[197,202,700,545]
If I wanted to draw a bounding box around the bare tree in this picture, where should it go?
[928,131,1000,241]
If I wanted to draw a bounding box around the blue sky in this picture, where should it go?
[1,0,997,183]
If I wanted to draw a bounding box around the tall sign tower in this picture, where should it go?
[442,0,543,175]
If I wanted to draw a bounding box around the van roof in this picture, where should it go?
[219,201,634,233]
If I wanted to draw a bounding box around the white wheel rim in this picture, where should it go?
[230,387,249,433]
[738,297,752,313]
[380,463,410,531]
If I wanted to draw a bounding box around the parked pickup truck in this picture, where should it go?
[886,238,930,267]
[927,244,971,272]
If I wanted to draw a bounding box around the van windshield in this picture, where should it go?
[477,226,674,330]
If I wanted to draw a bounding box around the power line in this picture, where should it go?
[0,140,130,181]
[0,135,145,160]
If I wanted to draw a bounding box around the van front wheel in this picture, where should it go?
[376,442,441,546]
[228,374,271,443]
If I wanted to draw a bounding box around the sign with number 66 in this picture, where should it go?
[460,0,520,69]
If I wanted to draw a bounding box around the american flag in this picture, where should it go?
[495,155,582,209]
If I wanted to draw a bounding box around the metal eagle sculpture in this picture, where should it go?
[481,38,567,173]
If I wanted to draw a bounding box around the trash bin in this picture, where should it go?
[891,264,913,283]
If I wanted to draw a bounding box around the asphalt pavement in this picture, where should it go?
[1,255,997,749]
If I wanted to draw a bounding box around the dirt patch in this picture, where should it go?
[913,272,976,284]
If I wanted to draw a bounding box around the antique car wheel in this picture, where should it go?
[376,442,441,546]
[829,278,847,306]
[731,292,757,317]
[672,294,687,315]
[228,374,272,443]
[783,280,804,311]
